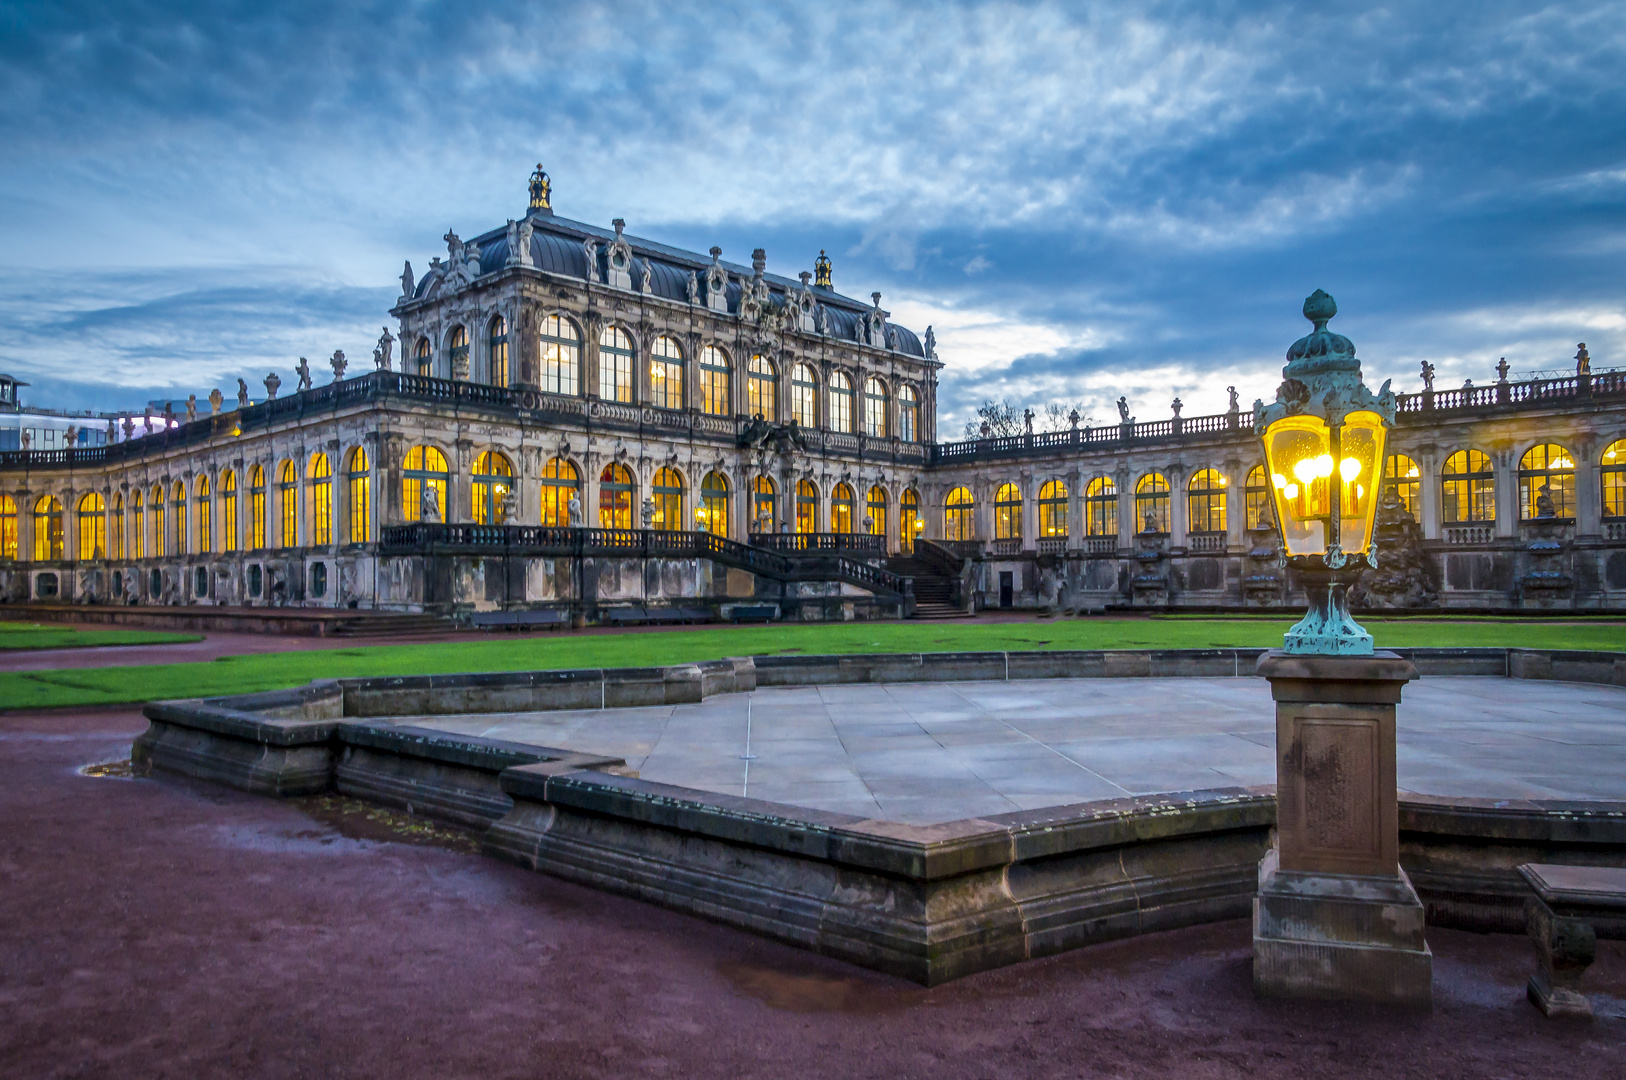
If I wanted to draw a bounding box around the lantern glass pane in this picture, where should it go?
[1265,415,1331,556]
[1338,410,1387,555]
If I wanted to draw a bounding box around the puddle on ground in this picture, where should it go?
[716,958,918,1014]
[77,757,136,780]
[293,794,481,854]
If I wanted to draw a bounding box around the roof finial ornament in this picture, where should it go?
[613,218,626,239]
[751,248,766,278]
[814,249,832,288]
[528,164,552,215]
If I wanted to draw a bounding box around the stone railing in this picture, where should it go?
[1444,525,1495,545]
[747,532,885,555]
[1036,537,1068,554]
[1085,536,1118,554]
[1606,520,1626,541]
[1187,531,1227,553]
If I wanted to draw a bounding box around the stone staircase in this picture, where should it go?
[327,612,458,638]
[887,556,972,620]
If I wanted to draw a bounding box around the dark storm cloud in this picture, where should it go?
[0,1,1622,429]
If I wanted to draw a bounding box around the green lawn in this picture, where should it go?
[0,621,202,652]
[3,616,1623,712]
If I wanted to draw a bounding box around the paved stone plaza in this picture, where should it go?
[406,676,1626,824]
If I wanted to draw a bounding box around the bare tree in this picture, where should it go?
[1040,402,1092,433]
[962,398,1022,439]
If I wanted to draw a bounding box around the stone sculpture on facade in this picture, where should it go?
[64,426,76,448]
[330,350,347,381]
[1497,357,1510,382]
[19,430,28,451]
[420,485,441,524]
[1348,486,1438,609]
[185,395,197,423]
[295,358,312,392]
[685,270,699,305]
[567,493,583,527]
[375,327,394,371]
[1171,397,1182,419]
[1116,397,1131,423]
[1576,343,1591,376]
[236,379,250,408]
[208,388,223,415]
[399,260,415,299]
[1420,360,1435,391]
[264,372,282,400]
[924,325,936,360]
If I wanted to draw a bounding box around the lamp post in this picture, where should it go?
[1251,291,1432,1008]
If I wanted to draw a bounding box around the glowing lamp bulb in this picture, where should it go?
[1292,458,1318,484]
[1340,457,1361,482]
[1272,472,1288,489]
[1283,483,1300,499]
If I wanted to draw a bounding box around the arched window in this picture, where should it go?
[994,482,1022,540]
[111,493,125,560]
[599,325,634,403]
[866,485,887,539]
[415,338,431,377]
[540,315,581,395]
[76,492,105,559]
[831,482,855,534]
[790,363,818,427]
[863,377,888,438]
[488,316,509,387]
[1442,450,1495,523]
[747,355,776,419]
[194,474,212,554]
[33,495,63,560]
[944,486,974,541]
[248,465,266,550]
[448,325,469,377]
[132,489,145,559]
[151,483,166,557]
[1519,444,1575,519]
[276,464,297,547]
[1244,466,1270,529]
[700,345,731,416]
[828,372,854,433]
[699,472,730,537]
[1383,454,1421,518]
[650,336,684,410]
[1136,473,1170,534]
[346,449,371,543]
[1085,477,1117,537]
[308,453,332,546]
[1038,480,1067,538]
[651,467,683,531]
[751,476,777,534]
[1603,439,1626,519]
[540,458,579,527]
[796,480,819,534]
[472,451,514,526]
[0,494,14,560]
[899,385,920,443]
[171,482,187,555]
[599,463,634,529]
[402,446,449,524]
[900,488,921,553]
[1187,469,1227,534]
[221,469,238,553]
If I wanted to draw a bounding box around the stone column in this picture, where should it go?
[1417,448,1440,541]
[1495,449,1516,538]
[1066,467,1084,550]
[1574,441,1598,537]
[451,438,473,524]
[1168,464,1188,544]
[1252,651,1432,1008]
[1116,467,1134,549]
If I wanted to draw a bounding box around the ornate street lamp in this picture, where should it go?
[1253,289,1395,654]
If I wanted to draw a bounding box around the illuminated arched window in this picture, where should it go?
[866,485,887,539]
[1245,466,1271,529]
[1603,439,1626,519]
[747,355,776,419]
[33,495,63,560]
[699,472,730,537]
[1038,480,1068,538]
[220,469,238,553]
[307,453,332,546]
[488,316,509,387]
[151,483,166,557]
[448,325,469,377]
[194,474,212,554]
[111,493,125,560]
[650,336,684,410]
[599,463,634,529]
[599,325,634,403]
[0,494,15,560]
[346,448,371,543]
[472,450,514,525]
[898,385,920,443]
[76,492,105,560]
[651,467,683,531]
[863,377,888,438]
[1085,477,1117,537]
[1442,450,1495,523]
[828,372,854,433]
[1519,444,1576,520]
[415,337,431,377]
[751,476,777,533]
[994,482,1022,540]
[1383,455,1421,518]
[1187,469,1227,534]
[248,465,266,550]
[540,315,581,395]
[171,482,187,555]
[944,487,975,541]
[831,482,855,534]
[132,489,145,559]
[1135,473,1170,534]
[540,458,579,527]
[402,446,449,524]
[700,345,731,416]
[795,480,819,534]
[900,488,921,552]
[791,363,818,427]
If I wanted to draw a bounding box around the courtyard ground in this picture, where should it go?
[2,703,1621,1079]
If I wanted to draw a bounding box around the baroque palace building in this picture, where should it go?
[1,166,1625,620]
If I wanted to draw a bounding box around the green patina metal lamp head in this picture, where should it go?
[1254,291,1397,655]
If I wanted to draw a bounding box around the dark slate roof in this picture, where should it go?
[420,213,927,359]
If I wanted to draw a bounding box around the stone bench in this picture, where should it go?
[1519,863,1626,1018]
[468,609,568,631]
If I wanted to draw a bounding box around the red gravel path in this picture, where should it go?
[3,706,1622,1080]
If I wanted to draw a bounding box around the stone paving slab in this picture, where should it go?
[395,676,1626,824]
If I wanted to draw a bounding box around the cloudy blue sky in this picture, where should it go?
[2,1,1623,435]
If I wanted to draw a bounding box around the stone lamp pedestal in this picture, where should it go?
[1253,650,1433,1008]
